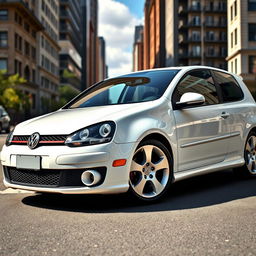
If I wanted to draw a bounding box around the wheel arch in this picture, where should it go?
[139,132,174,162]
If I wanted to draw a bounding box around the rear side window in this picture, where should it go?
[173,69,219,105]
[212,71,244,102]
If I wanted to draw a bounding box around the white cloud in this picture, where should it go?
[98,0,143,77]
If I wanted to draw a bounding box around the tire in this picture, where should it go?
[234,131,256,178]
[0,123,2,134]
[129,139,173,202]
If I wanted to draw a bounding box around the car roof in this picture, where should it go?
[107,66,233,80]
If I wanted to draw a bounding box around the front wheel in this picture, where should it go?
[234,132,256,177]
[129,139,173,202]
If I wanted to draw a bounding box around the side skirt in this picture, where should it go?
[173,158,245,182]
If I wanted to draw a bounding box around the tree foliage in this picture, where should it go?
[0,70,27,110]
[59,85,79,107]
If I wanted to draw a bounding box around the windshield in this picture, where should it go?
[65,70,180,109]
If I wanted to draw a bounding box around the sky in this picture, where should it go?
[98,0,145,78]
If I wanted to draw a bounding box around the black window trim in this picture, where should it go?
[210,69,245,103]
[172,68,222,110]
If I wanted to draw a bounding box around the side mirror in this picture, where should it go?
[175,92,205,109]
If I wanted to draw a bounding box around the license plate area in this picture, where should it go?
[16,155,41,170]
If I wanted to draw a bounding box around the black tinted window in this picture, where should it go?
[173,69,219,105]
[213,71,244,102]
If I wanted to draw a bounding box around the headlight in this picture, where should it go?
[65,121,116,147]
[5,130,14,146]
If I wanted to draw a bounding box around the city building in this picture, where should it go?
[143,0,228,70]
[81,0,99,90]
[34,0,60,114]
[143,0,166,69]
[175,0,227,68]
[97,36,107,81]
[227,0,256,92]
[133,25,144,72]
[59,0,82,92]
[0,0,43,118]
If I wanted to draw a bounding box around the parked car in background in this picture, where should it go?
[0,106,10,133]
[1,66,256,202]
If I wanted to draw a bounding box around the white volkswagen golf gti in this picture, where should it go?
[1,66,256,201]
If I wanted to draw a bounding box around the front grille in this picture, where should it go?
[4,167,107,188]
[40,135,67,141]
[12,135,29,142]
[11,135,67,145]
[7,168,60,187]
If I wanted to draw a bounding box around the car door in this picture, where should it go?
[211,70,245,158]
[172,69,230,171]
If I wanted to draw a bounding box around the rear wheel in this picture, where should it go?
[129,139,173,202]
[234,132,256,177]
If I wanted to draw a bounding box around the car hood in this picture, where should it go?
[14,103,156,135]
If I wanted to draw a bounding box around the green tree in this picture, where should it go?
[57,85,79,108]
[0,70,27,110]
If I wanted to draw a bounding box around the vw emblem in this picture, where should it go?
[27,132,40,149]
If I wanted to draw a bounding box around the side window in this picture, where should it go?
[173,69,219,105]
[212,71,244,102]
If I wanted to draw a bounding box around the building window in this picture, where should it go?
[220,31,227,41]
[230,5,233,20]
[32,69,36,83]
[235,58,237,74]
[248,0,256,11]
[25,41,30,56]
[192,31,200,41]
[19,36,22,51]
[231,32,233,48]
[0,9,8,20]
[31,46,36,60]
[248,24,256,41]
[14,59,18,74]
[192,46,201,56]
[207,46,215,56]
[24,22,30,33]
[231,61,234,73]
[24,66,30,81]
[234,29,237,45]
[0,31,8,47]
[192,16,200,26]
[15,12,18,23]
[32,30,36,39]
[15,33,18,49]
[249,56,256,73]
[206,31,215,41]
[234,1,237,17]
[0,58,7,71]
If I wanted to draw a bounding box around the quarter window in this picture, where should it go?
[212,71,244,102]
[173,70,219,105]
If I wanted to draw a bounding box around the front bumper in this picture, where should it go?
[1,141,136,194]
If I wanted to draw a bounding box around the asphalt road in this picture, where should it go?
[0,134,255,256]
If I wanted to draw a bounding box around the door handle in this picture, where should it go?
[221,112,230,119]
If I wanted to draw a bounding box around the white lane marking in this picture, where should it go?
[0,188,35,194]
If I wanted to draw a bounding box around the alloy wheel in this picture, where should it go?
[129,144,170,199]
[245,135,256,175]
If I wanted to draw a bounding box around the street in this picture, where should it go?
[0,135,255,256]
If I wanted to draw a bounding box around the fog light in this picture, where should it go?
[81,170,101,186]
